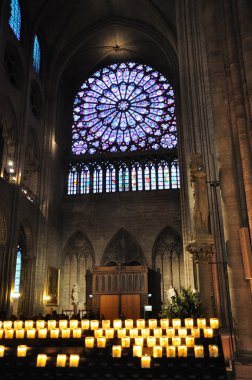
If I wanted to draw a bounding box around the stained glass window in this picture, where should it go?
[9,0,21,40]
[80,165,90,194]
[171,159,180,188]
[119,164,129,192]
[14,245,22,294]
[106,164,116,192]
[33,35,41,73]
[158,161,170,190]
[72,62,176,155]
[93,165,103,193]
[68,166,78,194]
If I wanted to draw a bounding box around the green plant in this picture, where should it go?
[159,287,204,318]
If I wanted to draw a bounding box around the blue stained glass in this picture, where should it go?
[9,0,21,40]
[106,165,116,192]
[71,62,177,154]
[14,245,22,293]
[93,166,103,193]
[171,160,180,189]
[68,166,78,194]
[80,166,90,194]
[33,35,41,73]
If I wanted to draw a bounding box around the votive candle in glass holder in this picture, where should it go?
[209,345,219,358]
[69,354,80,367]
[184,318,194,329]
[85,336,94,348]
[159,337,168,347]
[166,346,176,358]
[0,321,2,329]
[61,328,70,338]
[117,329,126,338]
[5,329,14,339]
[134,337,144,346]
[0,346,5,357]
[194,345,204,358]
[210,318,219,329]
[113,320,122,330]
[0,329,3,339]
[172,337,181,347]
[153,345,162,358]
[47,320,56,330]
[136,319,145,329]
[129,328,138,338]
[148,319,157,329]
[17,345,27,357]
[72,328,82,338]
[105,329,114,339]
[3,321,12,330]
[204,328,213,338]
[112,345,122,358]
[27,329,36,339]
[97,337,106,348]
[14,320,23,330]
[16,329,25,339]
[70,320,78,329]
[197,318,206,329]
[141,328,150,338]
[38,328,47,338]
[178,328,187,338]
[36,354,47,367]
[154,328,162,338]
[141,355,151,368]
[36,320,45,330]
[172,319,181,328]
[185,337,195,347]
[125,319,133,329]
[166,328,175,338]
[81,320,90,330]
[90,320,99,330]
[160,319,169,329]
[102,320,110,329]
[59,320,68,329]
[147,336,156,347]
[121,337,130,348]
[191,328,200,338]
[133,345,142,357]
[178,345,188,357]
[25,320,34,329]
[94,329,103,338]
[56,354,67,367]
[50,329,59,339]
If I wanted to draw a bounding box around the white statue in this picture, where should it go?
[71,283,80,305]
[166,285,176,303]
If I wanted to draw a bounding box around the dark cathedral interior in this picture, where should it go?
[0,0,252,379]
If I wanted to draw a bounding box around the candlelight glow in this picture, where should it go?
[210,318,219,329]
[133,345,142,357]
[56,354,67,367]
[141,355,151,368]
[194,345,204,358]
[69,354,80,367]
[85,337,94,348]
[17,345,27,357]
[197,318,206,329]
[36,354,47,367]
[112,345,122,358]
[153,345,162,358]
[209,345,219,357]
[160,319,169,329]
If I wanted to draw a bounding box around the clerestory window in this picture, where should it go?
[9,0,21,40]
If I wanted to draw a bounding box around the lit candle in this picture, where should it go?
[178,328,187,338]
[36,320,45,330]
[5,329,14,339]
[135,337,144,346]
[0,322,2,328]
[159,337,168,347]
[16,329,25,339]
[125,319,133,329]
[50,329,59,339]
[0,346,5,357]
[148,319,157,329]
[38,328,47,338]
[153,328,162,338]
[166,328,175,338]
[94,329,103,338]
[209,345,219,358]
[112,345,122,358]
[47,320,56,330]
[153,345,162,358]
[141,328,150,338]
[117,329,127,338]
[204,328,213,338]
[113,320,122,330]
[0,329,3,339]
[210,318,219,329]
[166,346,176,358]
[194,345,204,358]
[178,345,188,357]
[56,354,67,367]
[141,355,151,368]
[185,337,195,347]
[172,319,181,328]
[172,337,181,347]
[59,320,68,329]
[26,329,36,338]
[133,345,142,357]
[70,320,78,329]
[25,320,34,329]
[136,319,145,329]
[160,319,169,329]
[90,320,99,330]
[17,345,27,357]
[81,319,90,330]
[61,328,70,338]
[72,328,82,338]
[191,328,200,338]
[85,336,94,348]
[102,320,110,329]
[36,354,47,367]
[14,320,23,330]
[129,328,138,338]
[147,336,156,347]
[3,321,12,329]
[184,318,194,328]
[197,318,206,329]
[69,354,80,367]
[121,337,130,348]
[105,329,114,339]
[97,337,106,348]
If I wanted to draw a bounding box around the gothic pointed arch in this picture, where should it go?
[101,228,146,266]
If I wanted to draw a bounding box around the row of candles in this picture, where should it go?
[0,327,215,339]
[0,318,220,330]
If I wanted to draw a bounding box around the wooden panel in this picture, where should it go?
[100,295,119,320]
[121,294,140,319]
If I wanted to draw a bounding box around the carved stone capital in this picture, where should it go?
[186,234,215,263]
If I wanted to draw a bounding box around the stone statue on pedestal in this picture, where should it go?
[166,285,176,303]
[71,283,80,314]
